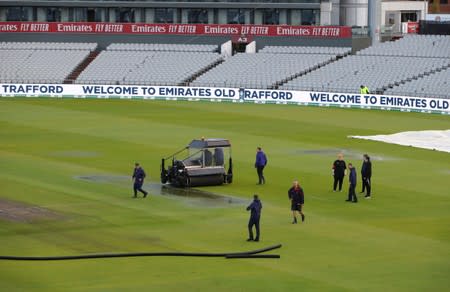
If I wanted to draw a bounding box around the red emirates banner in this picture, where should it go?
[0,22,352,38]
[407,22,419,34]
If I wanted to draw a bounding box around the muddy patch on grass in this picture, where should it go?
[75,175,245,207]
[294,148,397,161]
[0,198,63,223]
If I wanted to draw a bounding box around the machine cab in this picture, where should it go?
[161,138,233,187]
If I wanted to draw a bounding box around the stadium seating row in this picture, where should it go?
[0,41,97,51]
[106,43,218,52]
[259,45,351,56]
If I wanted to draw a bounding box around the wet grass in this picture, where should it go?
[0,98,449,291]
[75,175,246,207]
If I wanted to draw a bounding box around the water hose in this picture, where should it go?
[0,244,281,261]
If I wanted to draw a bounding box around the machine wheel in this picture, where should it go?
[176,173,190,187]
[161,169,168,184]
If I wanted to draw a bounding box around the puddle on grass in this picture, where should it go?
[294,148,397,161]
[74,175,245,207]
[75,175,129,184]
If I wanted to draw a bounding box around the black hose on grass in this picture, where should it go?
[226,254,281,259]
[0,244,281,261]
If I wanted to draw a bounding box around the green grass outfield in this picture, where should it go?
[0,98,449,291]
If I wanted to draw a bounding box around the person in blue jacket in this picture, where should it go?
[246,194,262,242]
[255,147,268,184]
[346,163,357,203]
[132,162,148,198]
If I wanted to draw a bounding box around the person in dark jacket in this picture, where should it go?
[288,180,305,224]
[360,154,372,198]
[214,147,224,166]
[203,149,213,166]
[346,163,357,203]
[255,147,268,185]
[246,194,262,241]
[332,153,347,192]
[132,163,148,198]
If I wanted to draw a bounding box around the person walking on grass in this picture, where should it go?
[346,163,358,203]
[132,162,148,198]
[255,147,268,185]
[246,194,262,242]
[332,153,347,192]
[288,180,305,224]
[360,154,372,199]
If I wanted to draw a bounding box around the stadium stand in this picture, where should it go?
[1,35,448,99]
[281,35,450,95]
[356,34,450,58]
[384,67,450,99]
[281,55,450,93]
[0,42,97,84]
[76,43,223,85]
[190,47,350,89]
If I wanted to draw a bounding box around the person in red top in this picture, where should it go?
[288,180,305,224]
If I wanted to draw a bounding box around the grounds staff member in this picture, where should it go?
[132,163,148,198]
[246,194,262,242]
[255,147,268,184]
[332,153,347,192]
[360,154,372,198]
[360,85,370,94]
[288,180,305,224]
[346,163,358,203]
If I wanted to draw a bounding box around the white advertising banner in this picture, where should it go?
[1,83,449,114]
